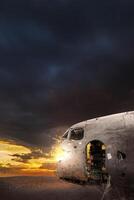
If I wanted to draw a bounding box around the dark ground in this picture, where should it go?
[0,176,103,200]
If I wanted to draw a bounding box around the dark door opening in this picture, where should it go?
[86,140,108,184]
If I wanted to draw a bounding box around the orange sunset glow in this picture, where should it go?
[0,139,62,177]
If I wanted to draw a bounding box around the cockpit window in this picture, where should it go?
[62,131,69,139]
[70,128,84,140]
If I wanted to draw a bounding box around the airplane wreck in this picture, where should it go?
[57,111,134,199]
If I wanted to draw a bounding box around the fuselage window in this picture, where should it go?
[117,151,126,160]
[70,128,84,140]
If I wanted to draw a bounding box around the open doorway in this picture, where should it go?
[86,140,108,184]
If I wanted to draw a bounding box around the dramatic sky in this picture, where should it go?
[0,0,134,176]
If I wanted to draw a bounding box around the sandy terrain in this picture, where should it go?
[0,176,103,200]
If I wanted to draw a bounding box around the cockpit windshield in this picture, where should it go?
[62,130,69,139]
[70,128,84,140]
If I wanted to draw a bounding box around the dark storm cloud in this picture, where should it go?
[12,150,44,163]
[0,0,134,145]
[11,150,45,163]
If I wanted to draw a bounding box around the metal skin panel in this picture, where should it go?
[57,130,87,181]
